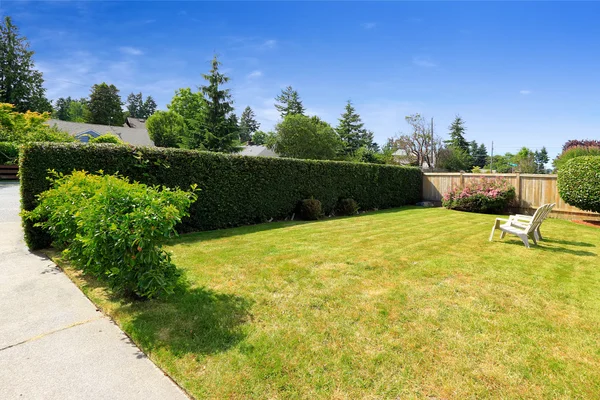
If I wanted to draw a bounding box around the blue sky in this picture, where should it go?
[2,1,599,159]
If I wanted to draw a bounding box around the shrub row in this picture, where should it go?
[20,143,422,250]
[558,156,600,214]
[24,171,197,298]
[0,142,19,164]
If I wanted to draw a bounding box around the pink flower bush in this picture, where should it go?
[442,177,516,213]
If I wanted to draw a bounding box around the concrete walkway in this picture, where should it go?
[0,183,188,400]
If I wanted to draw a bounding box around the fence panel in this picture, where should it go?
[423,173,600,220]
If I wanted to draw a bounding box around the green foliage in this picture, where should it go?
[336,198,359,216]
[0,141,18,164]
[299,198,322,220]
[442,177,516,213]
[24,171,197,298]
[272,114,342,160]
[337,100,370,155]
[534,147,549,173]
[146,111,186,148]
[167,88,207,148]
[469,141,487,168]
[0,17,51,113]
[86,83,124,125]
[558,156,600,213]
[20,143,422,250]
[89,134,124,144]
[200,55,241,153]
[445,116,469,152]
[436,146,472,172]
[274,86,305,118]
[514,147,536,173]
[251,130,268,145]
[126,92,157,119]
[239,106,260,143]
[553,146,600,171]
[0,103,74,144]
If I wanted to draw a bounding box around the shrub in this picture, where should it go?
[336,198,359,216]
[553,146,600,170]
[0,103,74,143]
[0,142,19,164]
[558,156,600,213]
[562,139,600,153]
[442,177,516,213]
[299,198,322,220]
[89,134,124,144]
[20,143,422,250]
[24,171,197,298]
[146,110,186,148]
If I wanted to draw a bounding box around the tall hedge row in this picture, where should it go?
[20,143,422,250]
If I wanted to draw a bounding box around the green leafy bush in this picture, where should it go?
[336,198,359,216]
[442,177,516,213]
[299,198,322,220]
[24,171,197,298]
[89,134,124,144]
[558,156,600,213]
[20,143,422,250]
[0,142,19,164]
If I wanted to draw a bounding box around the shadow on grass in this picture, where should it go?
[172,205,424,246]
[118,285,252,357]
[500,239,596,256]
[543,238,596,248]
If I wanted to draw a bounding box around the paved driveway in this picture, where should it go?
[0,183,188,400]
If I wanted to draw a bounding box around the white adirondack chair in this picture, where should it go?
[489,203,554,248]
[506,203,555,241]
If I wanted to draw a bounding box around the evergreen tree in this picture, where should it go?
[126,92,143,118]
[336,100,369,155]
[86,83,124,125]
[53,97,72,121]
[200,55,241,153]
[476,143,488,168]
[445,116,469,152]
[534,147,549,173]
[239,106,260,143]
[363,130,379,152]
[0,17,51,112]
[274,86,305,118]
[252,130,268,145]
[141,96,157,118]
[167,88,207,149]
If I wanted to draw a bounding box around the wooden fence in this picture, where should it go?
[423,173,600,220]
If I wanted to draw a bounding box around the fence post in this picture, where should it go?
[460,172,464,187]
[515,173,522,209]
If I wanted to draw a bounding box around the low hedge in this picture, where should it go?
[558,156,600,213]
[20,143,422,250]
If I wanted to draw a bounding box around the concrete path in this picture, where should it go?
[0,183,189,400]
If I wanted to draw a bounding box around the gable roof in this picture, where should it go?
[124,117,147,129]
[47,119,154,146]
[238,145,279,157]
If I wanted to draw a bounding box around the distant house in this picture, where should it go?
[239,145,278,158]
[47,119,153,146]
[124,117,146,129]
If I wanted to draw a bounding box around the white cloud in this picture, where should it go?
[247,70,263,80]
[261,39,277,49]
[412,56,437,68]
[361,22,377,30]
[520,90,532,95]
[119,46,143,56]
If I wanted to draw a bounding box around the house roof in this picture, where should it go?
[238,145,279,157]
[47,119,154,146]
[124,117,147,129]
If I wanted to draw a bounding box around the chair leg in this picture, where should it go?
[536,227,543,241]
[500,231,506,239]
[489,221,499,241]
[529,232,537,246]
[517,234,530,248]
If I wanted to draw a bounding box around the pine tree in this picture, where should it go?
[200,55,241,153]
[336,100,369,155]
[141,96,157,118]
[86,83,124,125]
[239,106,260,143]
[534,147,549,173]
[476,143,488,168]
[274,86,305,118]
[126,92,143,118]
[0,17,51,112]
[445,116,469,152]
[53,97,72,121]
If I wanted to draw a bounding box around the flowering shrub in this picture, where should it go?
[442,177,516,213]
[24,170,198,299]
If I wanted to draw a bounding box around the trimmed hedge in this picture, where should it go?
[0,142,19,164]
[558,156,600,214]
[20,143,422,249]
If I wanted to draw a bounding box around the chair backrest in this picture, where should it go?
[523,203,553,234]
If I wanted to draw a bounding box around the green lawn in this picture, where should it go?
[58,207,600,399]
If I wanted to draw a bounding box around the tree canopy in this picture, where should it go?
[146,110,186,148]
[271,114,341,160]
[86,83,124,126]
[239,106,260,143]
[274,86,305,118]
[126,92,157,119]
[445,116,469,152]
